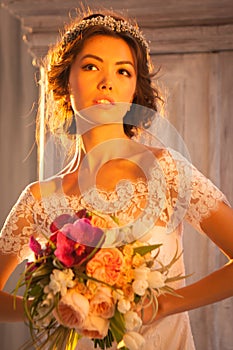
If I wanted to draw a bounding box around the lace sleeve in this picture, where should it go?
[185,164,230,233]
[157,149,230,234]
[0,185,37,263]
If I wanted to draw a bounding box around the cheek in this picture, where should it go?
[126,81,137,102]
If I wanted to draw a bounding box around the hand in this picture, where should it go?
[137,292,166,325]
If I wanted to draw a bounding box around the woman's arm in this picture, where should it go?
[0,291,25,322]
[0,253,26,322]
[0,184,39,322]
[142,201,233,323]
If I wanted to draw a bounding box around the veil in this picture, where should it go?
[39,103,193,245]
[40,103,191,176]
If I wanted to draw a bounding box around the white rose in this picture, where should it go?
[133,267,150,281]
[117,298,131,314]
[147,270,165,289]
[132,279,148,296]
[46,269,75,296]
[123,331,145,350]
[124,311,142,331]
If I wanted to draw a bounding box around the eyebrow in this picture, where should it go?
[80,54,135,68]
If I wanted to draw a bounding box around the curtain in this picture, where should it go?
[0,6,38,348]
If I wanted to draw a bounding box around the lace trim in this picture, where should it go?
[0,151,228,262]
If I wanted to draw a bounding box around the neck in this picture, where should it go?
[78,123,132,176]
[82,123,128,153]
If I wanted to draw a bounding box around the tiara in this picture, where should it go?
[62,15,150,54]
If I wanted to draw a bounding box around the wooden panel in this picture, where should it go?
[151,51,233,196]
[22,24,233,62]
[151,51,233,350]
[147,24,233,54]
[152,54,212,171]
[219,51,233,200]
[2,0,233,60]
[2,0,233,26]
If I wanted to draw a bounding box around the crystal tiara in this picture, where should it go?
[62,15,150,54]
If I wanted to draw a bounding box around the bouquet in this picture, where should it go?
[14,209,185,350]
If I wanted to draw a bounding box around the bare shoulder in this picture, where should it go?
[29,170,78,200]
[29,176,63,201]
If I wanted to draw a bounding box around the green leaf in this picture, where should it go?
[28,284,43,297]
[110,309,126,343]
[134,243,162,256]
[31,266,53,278]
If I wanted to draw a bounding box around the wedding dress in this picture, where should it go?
[0,149,228,350]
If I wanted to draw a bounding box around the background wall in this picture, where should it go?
[154,52,233,350]
[0,6,38,348]
[0,1,232,349]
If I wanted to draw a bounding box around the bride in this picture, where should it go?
[0,10,233,350]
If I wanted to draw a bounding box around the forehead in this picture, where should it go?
[79,34,135,61]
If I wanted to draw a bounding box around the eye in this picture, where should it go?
[82,64,98,71]
[118,68,131,77]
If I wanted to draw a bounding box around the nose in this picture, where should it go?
[98,80,113,91]
[97,70,113,91]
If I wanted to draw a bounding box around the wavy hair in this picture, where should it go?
[37,9,163,143]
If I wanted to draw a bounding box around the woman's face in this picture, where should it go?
[68,34,137,116]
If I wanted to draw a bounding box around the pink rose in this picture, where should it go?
[86,248,124,285]
[54,289,89,329]
[80,315,109,339]
[89,286,115,319]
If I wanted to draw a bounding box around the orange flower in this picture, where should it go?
[123,244,134,257]
[86,248,124,285]
[122,284,135,302]
[132,253,145,267]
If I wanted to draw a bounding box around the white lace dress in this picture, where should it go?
[0,150,228,350]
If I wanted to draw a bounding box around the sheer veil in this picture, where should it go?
[38,103,193,244]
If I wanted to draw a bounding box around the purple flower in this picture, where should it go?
[50,214,76,233]
[49,210,91,234]
[29,236,42,256]
[62,218,104,246]
[54,218,104,267]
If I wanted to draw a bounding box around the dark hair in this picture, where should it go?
[38,10,163,142]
